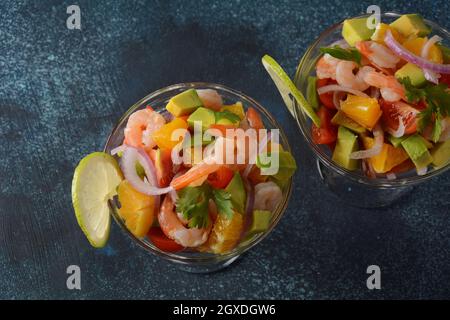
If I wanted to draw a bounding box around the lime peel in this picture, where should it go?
[261,54,321,127]
[71,152,123,248]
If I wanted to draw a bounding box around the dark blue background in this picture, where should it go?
[0,0,449,299]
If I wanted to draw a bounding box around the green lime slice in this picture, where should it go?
[71,152,123,248]
[262,55,321,127]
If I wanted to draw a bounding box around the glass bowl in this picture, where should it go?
[104,82,293,272]
[294,12,450,208]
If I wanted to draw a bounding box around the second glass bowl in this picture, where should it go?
[294,13,450,208]
[104,82,293,272]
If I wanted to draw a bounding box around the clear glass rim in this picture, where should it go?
[104,82,293,264]
[294,12,450,188]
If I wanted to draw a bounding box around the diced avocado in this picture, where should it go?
[306,76,319,110]
[390,14,431,38]
[187,107,215,130]
[220,102,245,120]
[400,134,433,169]
[331,110,366,134]
[215,110,241,127]
[388,135,408,148]
[247,210,272,237]
[431,139,450,168]
[224,172,246,214]
[166,89,203,117]
[437,44,450,64]
[332,126,359,170]
[395,63,426,87]
[256,151,297,182]
[342,17,375,46]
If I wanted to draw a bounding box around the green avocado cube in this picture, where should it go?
[166,89,203,117]
[224,172,246,214]
[332,126,359,170]
[388,135,409,148]
[431,139,450,168]
[256,151,297,183]
[390,14,431,37]
[247,210,272,237]
[401,134,433,170]
[187,107,216,130]
[395,63,426,87]
[342,17,375,46]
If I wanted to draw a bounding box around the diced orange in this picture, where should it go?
[371,23,405,44]
[201,211,244,254]
[362,137,409,173]
[403,37,443,64]
[151,117,188,150]
[117,180,155,238]
[341,95,382,130]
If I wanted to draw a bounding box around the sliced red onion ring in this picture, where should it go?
[121,147,173,196]
[421,35,443,84]
[417,166,428,176]
[243,178,255,216]
[110,144,127,156]
[385,30,450,74]
[350,125,384,159]
[243,131,271,178]
[362,159,377,179]
[330,39,350,49]
[386,172,397,180]
[387,116,406,138]
[317,84,370,98]
[333,91,346,110]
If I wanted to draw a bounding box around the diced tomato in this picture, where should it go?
[380,99,418,135]
[439,74,450,87]
[149,148,174,187]
[247,166,269,185]
[246,107,265,130]
[311,107,337,144]
[388,159,415,174]
[207,166,235,189]
[317,78,336,109]
[147,227,184,252]
[146,105,154,111]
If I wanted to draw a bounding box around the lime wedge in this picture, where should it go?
[71,152,123,248]
[261,55,321,126]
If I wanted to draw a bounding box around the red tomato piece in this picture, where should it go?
[311,106,337,145]
[147,227,184,252]
[207,166,235,189]
[317,78,337,109]
[380,99,419,135]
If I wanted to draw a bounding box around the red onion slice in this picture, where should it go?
[350,125,384,159]
[317,84,370,98]
[121,147,173,196]
[333,91,346,110]
[387,116,406,138]
[110,144,127,156]
[243,178,255,216]
[385,30,450,74]
[421,35,443,84]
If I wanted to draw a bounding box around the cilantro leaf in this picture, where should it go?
[215,110,241,124]
[176,186,210,229]
[398,77,426,103]
[320,46,362,65]
[212,189,234,219]
[399,77,450,142]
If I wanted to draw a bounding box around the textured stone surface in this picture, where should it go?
[0,0,449,299]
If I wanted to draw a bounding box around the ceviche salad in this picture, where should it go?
[72,87,296,254]
[264,14,450,180]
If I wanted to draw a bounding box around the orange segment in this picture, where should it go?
[362,137,409,173]
[151,117,188,150]
[202,211,244,254]
[403,37,443,64]
[117,180,155,238]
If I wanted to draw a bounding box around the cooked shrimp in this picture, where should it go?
[124,108,166,150]
[335,61,370,91]
[362,69,405,102]
[253,181,283,212]
[197,89,223,111]
[316,54,340,79]
[158,196,211,247]
[355,41,400,69]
